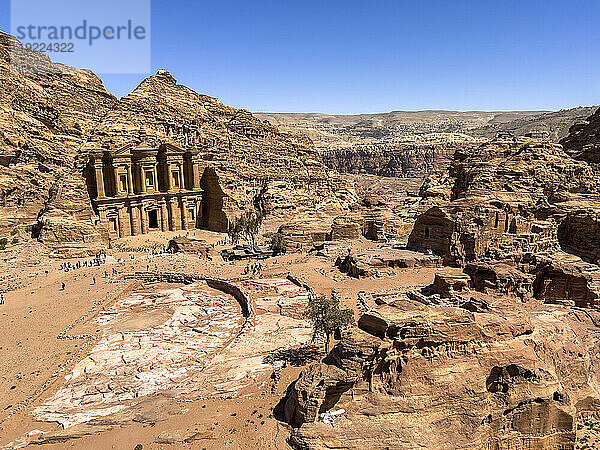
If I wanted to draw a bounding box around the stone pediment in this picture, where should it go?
[132,141,158,153]
[160,141,190,155]
[99,141,196,160]
[113,143,136,157]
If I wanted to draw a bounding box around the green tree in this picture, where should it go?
[270,231,287,255]
[227,210,264,247]
[305,293,354,353]
[243,210,264,247]
[227,217,244,245]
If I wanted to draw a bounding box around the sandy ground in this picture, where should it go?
[0,229,441,449]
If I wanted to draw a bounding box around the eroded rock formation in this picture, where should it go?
[407,137,600,267]
[533,259,600,308]
[321,141,472,178]
[335,247,440,278]
[561,106,600,163]
[557,209,600,265]
[282,284,600,449]
[0,32,116,255]
[0,32,357,256]
[278,110,600,449]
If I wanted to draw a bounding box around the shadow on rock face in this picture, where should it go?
[263,345,324,367]
[486,364,538,394]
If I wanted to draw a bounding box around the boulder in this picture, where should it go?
[464,261,533,299]
[325,328,383,378]
[429,272,470,297]
[283,363,352,427]
[336,248,440,278]
[533,260,600,308]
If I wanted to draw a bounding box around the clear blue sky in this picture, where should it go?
[1,0,599,113]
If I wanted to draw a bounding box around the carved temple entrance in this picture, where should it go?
[148,210,159,229]
[87,143,229,239]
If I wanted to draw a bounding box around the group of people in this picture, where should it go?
[59,252,107,273]
[243,262,263,275]
[216,237,232,246]
[150,247,169,255]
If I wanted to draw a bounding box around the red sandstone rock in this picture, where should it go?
[284,292,597,449]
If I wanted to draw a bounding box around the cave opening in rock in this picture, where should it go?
[318,381,355,414]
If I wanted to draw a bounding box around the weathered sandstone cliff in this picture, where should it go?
[561,106,600,164]
[0,32,356,256]
[407,137,600,267]
[321,141,473,178]
[282,290,600,449]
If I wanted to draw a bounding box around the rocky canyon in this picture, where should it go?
[1,26,600,450]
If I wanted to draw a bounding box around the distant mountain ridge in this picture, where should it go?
[256,110,547,128]
[469,106,597,141]
[256,107,596,141]
[256,107,597,180]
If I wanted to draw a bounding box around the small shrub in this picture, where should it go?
[305,292,355,352]
[0,238,7,251]
[270,231,287,255]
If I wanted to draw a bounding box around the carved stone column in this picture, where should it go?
[152,165,159,192]
[113,165,121,197]
[167,162,176,192]
[181,199,188,230]
[98,206,108,225]
[126,165,134,195]
[178,164,184,192]
[116,208,125,238]
[160,201,168,231]
[139,203,147,234]
[192,161,202,190]
[139,164,147,194]
[130,203,141,235]
[128,203,136,236]
[168,198,180,231]
[94,162,105,199]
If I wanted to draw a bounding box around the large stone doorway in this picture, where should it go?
[148,210,159,229]
[200,167,228,232]
[109,216,120,238]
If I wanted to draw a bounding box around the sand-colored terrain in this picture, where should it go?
[0,227,441,449]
